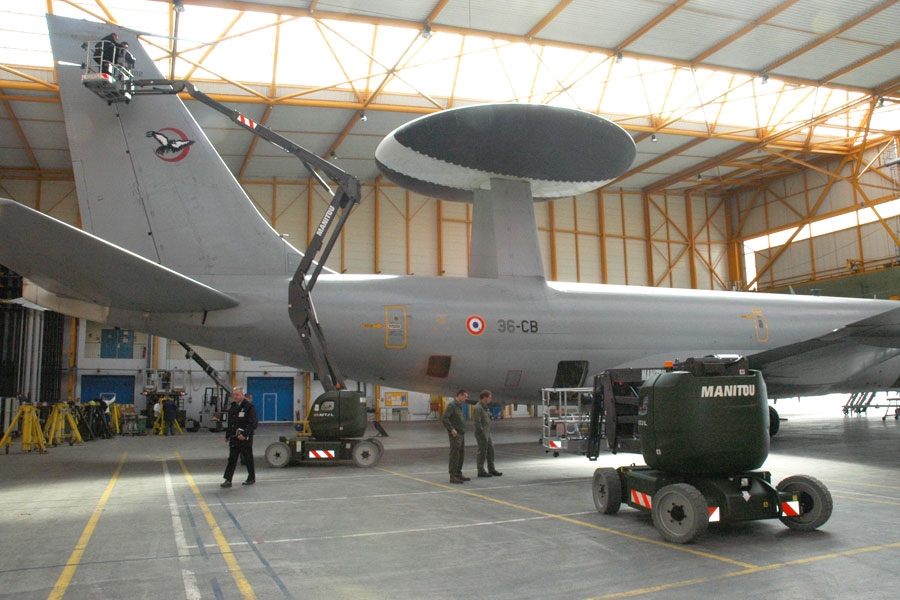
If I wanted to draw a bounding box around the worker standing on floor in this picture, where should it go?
[442,389,470,484]
[474,390,502,478]
[221,387,258,487]
[162,397,178,436]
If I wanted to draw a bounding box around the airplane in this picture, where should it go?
[4,14,900,428]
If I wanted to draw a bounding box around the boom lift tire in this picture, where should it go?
[651,483,709,544]
[370,438,385,459]
[776,475,833,531]
[351,439,380,468]
[265,441,292,468]
[769,405,780,436]
[592,468,623,515]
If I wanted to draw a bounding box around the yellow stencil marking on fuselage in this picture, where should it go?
[741,308,769,342]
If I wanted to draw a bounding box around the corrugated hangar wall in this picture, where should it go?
[5,145,899,293]
[0,176,731,289]
[237,180,731,290]
[733,144,900,292]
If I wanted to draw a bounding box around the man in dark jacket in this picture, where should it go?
[162,397,178,436]
[221,387,258,487]
[442,389,470,484]
[92,33,118,74]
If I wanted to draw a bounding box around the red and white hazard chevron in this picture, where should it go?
[781,500,800,517]
[237,114,258,130]
[631,489,652,509]
[708,506,721,522]
[547,439,562,449]
[308,449,335,459]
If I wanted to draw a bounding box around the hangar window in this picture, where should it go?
[426,355,452,378]
[742,197,900,290]
[553,360,588,388]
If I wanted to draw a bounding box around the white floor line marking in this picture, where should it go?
[186,512,597,549]
[164,460,202,600]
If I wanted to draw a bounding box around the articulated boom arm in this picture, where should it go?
[178,341,232,400]
[121,78,360,391]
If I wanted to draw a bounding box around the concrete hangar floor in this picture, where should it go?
[1,402,897,600]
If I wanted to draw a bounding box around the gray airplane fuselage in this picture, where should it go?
[100,272,900,401]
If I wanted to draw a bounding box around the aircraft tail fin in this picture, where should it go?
[46,14,299,279]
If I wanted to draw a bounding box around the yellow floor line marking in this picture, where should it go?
[589,541,900,599]
[48,452,127,600]
[377,468,756,569]
[831,493,900,506]
[378,470,900,599]
[828,479,900,491]
[176,452,256,600]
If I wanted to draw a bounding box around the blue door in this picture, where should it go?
[247,377,293,422]
[80,375,135,405]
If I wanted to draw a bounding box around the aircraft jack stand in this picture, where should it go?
[42,404,83,447]
[152,411,183,436]
[0,404,48,454]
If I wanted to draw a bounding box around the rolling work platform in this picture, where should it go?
[541,367,665,459]
[541,387,594,456]
[842,392,900,420]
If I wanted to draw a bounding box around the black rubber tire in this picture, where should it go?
[777,474,833,531]
[352,440,380,467]
[769,405,780,436]
[651,483,709,544]
[265,441,292,468]
[369,437,385,459]
[592,468,622,515]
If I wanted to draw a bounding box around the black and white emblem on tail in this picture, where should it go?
[146,130,195,156]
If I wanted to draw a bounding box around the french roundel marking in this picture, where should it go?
[466,315,485,336]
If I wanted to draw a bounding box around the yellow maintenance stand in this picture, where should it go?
[42,403,83,447]
[151,397,183,436]
[0,403,47,453]
[108,402,122,434]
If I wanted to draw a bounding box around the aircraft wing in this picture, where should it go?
[747,303,900,394]
[0,199,238,313]
[750,305,900,366]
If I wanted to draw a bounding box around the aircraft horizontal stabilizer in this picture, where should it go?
[0,199,238,313]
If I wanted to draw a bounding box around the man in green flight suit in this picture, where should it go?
[442,389,470,484]
[474,389,502,477]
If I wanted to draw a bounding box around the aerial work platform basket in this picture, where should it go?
[80,38,135,104]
